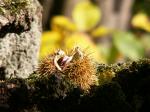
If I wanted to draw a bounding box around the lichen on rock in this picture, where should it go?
[0,0,42,78]
[0,0,30,14]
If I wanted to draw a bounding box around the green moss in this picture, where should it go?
[0,8,4,15]
[1,59,150,112]
[0,78,29,111]
[27,72,74,101]
[26,72,78,112]
[1,0,30,14]
[113,59,150,112]
[96,64,116,86]
[96,59,150,87]
[81,82,133,112]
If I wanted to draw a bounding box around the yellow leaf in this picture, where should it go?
[72,1,101,31]
[64,33,105,63]
[131,13,150,32]
[91,26,110,38]
[51,16,76,32]
[39,31,61,59]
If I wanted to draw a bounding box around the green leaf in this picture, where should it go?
[113,31,144,60]
[141,34,150,49]
[72,1,101,31]
[107,44,120,64]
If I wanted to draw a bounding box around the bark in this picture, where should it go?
[97,0,135,30]
[38,0,54,30]
[0,0,42,78]
[63,0,80,18]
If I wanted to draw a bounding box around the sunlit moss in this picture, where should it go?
[1,58,150,111]
[1,0,30,14]
[0,8,5,15]
[27,72,73,101]
[96,64,115,86]
[113,59,150,112]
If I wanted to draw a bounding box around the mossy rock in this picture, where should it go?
[113,59,150,112]
[0,59,150,112]
[0,0,42,78]
[0,0,30,14]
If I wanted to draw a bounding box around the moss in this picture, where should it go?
[113,59,150,112]
[0,0,32,37]
[80,82,134,112]
[0,67,6,80]
[96,64,115,86]
[21,59,150,112]
[1,0,30,14]
[0,7,5,15]
[0,78,29,112]
[27,72,74,100]
[1,59,150,112]
[27,72,76,112]
[0,80,9,111]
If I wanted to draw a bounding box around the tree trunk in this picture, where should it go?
[38,0,54,30]
[97,0,134,30]
[0,0,42,78]
[63,0,80,18]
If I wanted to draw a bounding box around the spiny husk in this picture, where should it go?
[37,48,97,92]
[64,55,97,91]
[38,55,56,77]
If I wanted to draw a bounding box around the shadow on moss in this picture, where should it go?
[0,59,150,112]
[113,59,150,112]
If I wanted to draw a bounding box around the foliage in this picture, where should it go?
[91,26,111,38]
[39,1,105,63]
[40,0,150,64]
[113,31,144,60]
[141,34,150,52]
[133,0,150,15]
[40,14,104,62]
[131,12,150,32]
[72,1,101,31]
[40,31,61,58]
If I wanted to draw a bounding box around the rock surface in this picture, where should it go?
[0,0,42,78]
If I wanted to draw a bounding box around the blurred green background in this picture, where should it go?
[38,0,150,64]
